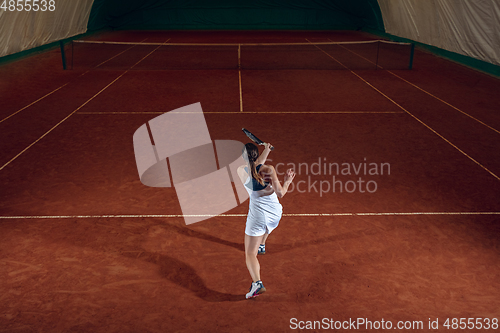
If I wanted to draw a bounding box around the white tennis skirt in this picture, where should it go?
[245,197,283,237]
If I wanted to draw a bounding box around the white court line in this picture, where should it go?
[238,44,243,112]
[0,212,499,220]
[329,38,500,135]
[0,84,69,124]
[352,72,500,181]
[0,75,127,172]
[73,39,410,47]
[0,38,150,125]
[93,40,149,68]
[0,39,170,172]
[387,71,500,135]
[2,37,154,124]
[75,111,404,115]
[306,38,348,69]
[308,40,500,182]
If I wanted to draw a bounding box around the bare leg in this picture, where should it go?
[261,233,269,245]
[244,234,266,282]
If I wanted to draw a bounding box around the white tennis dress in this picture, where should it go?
[244,165,283,237]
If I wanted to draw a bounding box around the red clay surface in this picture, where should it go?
[1,30,500,332]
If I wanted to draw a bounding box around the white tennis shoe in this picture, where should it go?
[246,280,266,299]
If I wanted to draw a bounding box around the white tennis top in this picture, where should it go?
[243,164,283,237]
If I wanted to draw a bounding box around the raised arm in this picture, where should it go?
[255,143,273,166]
[261,165,295,198]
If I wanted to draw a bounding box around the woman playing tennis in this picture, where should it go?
[237,142,295,299]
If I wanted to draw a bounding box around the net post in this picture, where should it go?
[71,40,74,70]
[376,41,380,70]
[238,44,241,70]
[59,40,67,70]
[409,43,415,69]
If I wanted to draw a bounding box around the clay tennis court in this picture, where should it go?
[1,30,500,332]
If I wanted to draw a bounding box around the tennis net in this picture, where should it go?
[69,39,415,70]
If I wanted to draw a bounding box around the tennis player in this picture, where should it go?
[237,142,295,299]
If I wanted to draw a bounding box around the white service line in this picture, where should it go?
[352,72,500,181]
[75,111,404,114]
[0,38,150,124]
[0,84,69,124]
[0,212,499,220]
[0,74,126,172]
[328,37,500,135]
[308,39,500,182]
[0,39,170,172]
[388,71,500,135]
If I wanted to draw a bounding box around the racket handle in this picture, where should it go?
[261,143,274,150]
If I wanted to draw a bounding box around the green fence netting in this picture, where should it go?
[87,0,385,31]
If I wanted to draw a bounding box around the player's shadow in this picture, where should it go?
[146,220,382,302]
[121,250,244,302]
[163,220,378,256]
[46,219,245,302]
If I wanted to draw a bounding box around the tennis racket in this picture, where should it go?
[242,128,274,150]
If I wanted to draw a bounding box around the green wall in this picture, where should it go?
[87,0,385,31]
